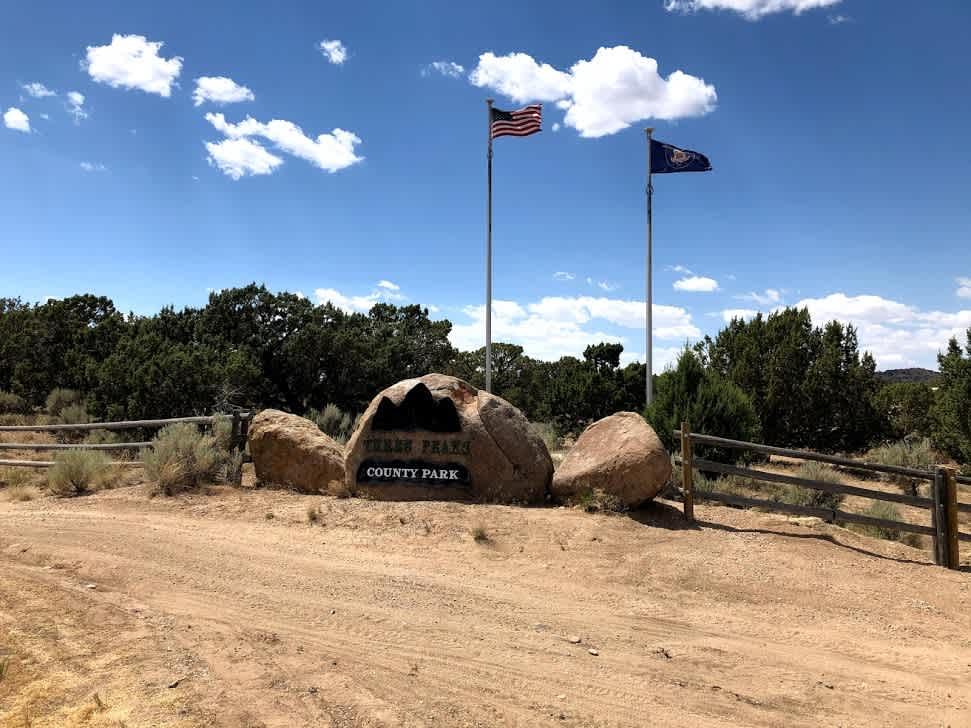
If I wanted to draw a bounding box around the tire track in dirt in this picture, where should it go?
[2,489,970,727]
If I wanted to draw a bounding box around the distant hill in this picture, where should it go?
[876,368,940,384]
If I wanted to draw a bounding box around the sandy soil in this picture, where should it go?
[1,476,970,728]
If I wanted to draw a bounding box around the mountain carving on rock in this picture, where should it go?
[371,382,461,432]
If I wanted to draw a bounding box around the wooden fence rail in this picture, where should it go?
[0,414,246,433]
[676,423,966,570]
[0,442,151,451]
[0,413,253,485]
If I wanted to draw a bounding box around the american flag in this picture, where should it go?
[490,104,542,140]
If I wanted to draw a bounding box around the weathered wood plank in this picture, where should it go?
[673,431,936,481]
[0,413,252,433]
[695,488,936,537]
[0,442,151,451]
[0,459,141,468]
[689,457,933,509]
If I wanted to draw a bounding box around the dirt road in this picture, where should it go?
[1,484,970,727]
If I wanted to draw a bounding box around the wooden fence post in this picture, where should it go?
[681,421,694,523]
[932,468,947,567]
[944,466,960,570]
[231,412,243,486]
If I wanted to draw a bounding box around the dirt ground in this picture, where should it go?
[0,472,970,728]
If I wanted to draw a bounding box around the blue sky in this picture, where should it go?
[2,0,970,370]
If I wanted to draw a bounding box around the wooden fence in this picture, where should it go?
[675,423,967,570]
[0,413,253,483]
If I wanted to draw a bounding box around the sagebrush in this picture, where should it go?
[530,421,560,454]
[856,501,922,548]
[47,450,110,497]
[45,388,82,417]
[144,423,225,496]
[0,391,27,415]
[866,438,936,495]
[307,403,357,443]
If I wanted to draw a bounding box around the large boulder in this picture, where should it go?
[552,412,671,507]
[249,409,344,493]
[344,373,552,502]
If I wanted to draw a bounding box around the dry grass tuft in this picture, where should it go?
[574,487,626,514]
[307,504,320,524]
[3,483,42,502]
[471,525,490,543]
[325,480,352,499]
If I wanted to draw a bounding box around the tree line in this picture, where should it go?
[0,284,968,466]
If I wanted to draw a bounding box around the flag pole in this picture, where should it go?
[645,127,654,406]
[486,98,494,393]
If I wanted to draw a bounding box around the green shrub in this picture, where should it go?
[645,349,761,464]
[143,423,224,496]
[0,413,27,426]
[307,404,356,442]
[58,403,91,426]
[777,462,845,511]
[0,391,27,415]
[211,417,234,451]
[866,438,936,495]
[530,421,560,453]
[856,501,922,547]
[873,382,935,440]
[45,388,82,417]
[0,467,31,488]
[47,450,111,496]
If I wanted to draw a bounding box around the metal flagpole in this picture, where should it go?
[486,99,495,393]
[645,127,654,406]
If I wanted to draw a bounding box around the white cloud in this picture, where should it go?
[66,91,87,123]
[470,52,573,104]
[21,82,55,98]
[664,0,841,20]
[80,161,107,172]
[828,13,851,24]
[193,76,255,107]
[318,39,347,65]
[423,61,465,78]
[83,34,183,97]
[551,122,561,132]
[957,277,971,299]
[674,275,719,292]
[39,113,50,120]
[4,107,30,133]
[737,288,781,305]
[313,282,406,312]
[667,264,694,275]
[205,112,363,175]
[449,294,699,367]
[597,281,619,292]
[205,138,283,180]
[721,308,758,322]
[469,46,716,137]
[790,292,971,369]
[553,271,575,281]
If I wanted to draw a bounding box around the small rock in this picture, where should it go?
[168,677,183,689]
[84,583,97,589]
[568,636,581,644]
[587,648,599,656]
[330,609,336,615]
[557,694,566,700]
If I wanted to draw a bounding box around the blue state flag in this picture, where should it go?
[650,139,712,174]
